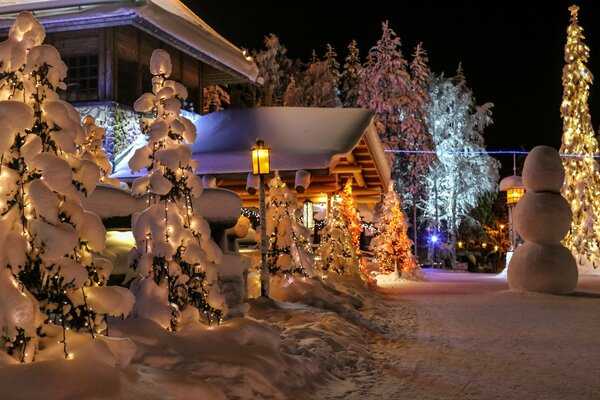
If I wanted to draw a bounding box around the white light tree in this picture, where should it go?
[341,40,362,108]
[424,69,499,266]
[0,12,133,362]
[265,172,315,277]
[128,49,226,331]
[315,196,359,275]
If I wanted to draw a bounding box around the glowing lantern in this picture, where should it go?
[303,199,314,229]
[251,139,270,175]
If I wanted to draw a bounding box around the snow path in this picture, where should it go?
[319,269,600,400]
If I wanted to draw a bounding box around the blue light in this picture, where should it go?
[430,235,439,243]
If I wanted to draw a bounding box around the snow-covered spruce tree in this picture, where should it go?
[254,34,292,106]
[341,39,362,108]
[394,43,436,208]
[315,196,359,275]
[371,183,420,279]
[424,69,499,267]
[284,44,342,108]
[338,179,363,252]
[559,5,600,270]
[202,85,230,114]
[128,49,225,330]
[0,12,133,362]
[265,172,315,276]
[78,115,121,186]
[357,21,411,162]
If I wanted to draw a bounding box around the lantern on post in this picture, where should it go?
[251,138,270,297]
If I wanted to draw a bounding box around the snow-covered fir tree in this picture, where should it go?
[265,172,315,276]
[128,49,226,330]
[358,21,411,155]
[341,40,362,108]
[559,5,600,270]
[78,115,121,186]
[202,85,230,114]
[338,179,363,252]
[284,44,342,108]
[0,12,133,362]
[315,196,359,275]
[254,34,292,106]
[371,183,420,280]
[424,69,499,267]
[394,43,436,208]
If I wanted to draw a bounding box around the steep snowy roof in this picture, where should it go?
[0,0,259,83]
[112,107,377,177]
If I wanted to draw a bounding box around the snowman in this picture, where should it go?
[507,146,578,294]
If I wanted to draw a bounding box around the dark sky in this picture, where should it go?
[183,0,600,176]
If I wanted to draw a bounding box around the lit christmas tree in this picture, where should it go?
[128,49,225,330]
[265,172,315,276]
[559,5,600,270]
[0,12,133,362]
[371,183,420,279]
[78,115,121,186]
[338,179,363,252]
[315,196,359,275]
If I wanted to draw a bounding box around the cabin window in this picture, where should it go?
[61,54,99,102]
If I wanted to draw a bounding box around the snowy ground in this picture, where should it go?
[1,269,599,399]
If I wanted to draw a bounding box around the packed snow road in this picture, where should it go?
[320,269,600,400]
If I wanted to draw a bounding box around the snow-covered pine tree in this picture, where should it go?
[79,115,121,186]
[265,172,315,276]
[202,85,230,114]
[424,69,499,267]
[254,34,292,106]
[285,45,342,108]
[559,5,600,270]
[128,49,226,330]
[315,196,359,275]
[357,21,412,164]
[394,43,436,207]
[338,179,363,252]
[371,183,420,279]
[0,12,133,362]
[341,40,362,108]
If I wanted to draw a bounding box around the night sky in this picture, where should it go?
[183,0,600,176]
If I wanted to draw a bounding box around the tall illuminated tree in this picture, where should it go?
[338,179,363,252]
[371,183,420,279]
[559,5,600,270]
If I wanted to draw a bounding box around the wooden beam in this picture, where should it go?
[331,165,362,174]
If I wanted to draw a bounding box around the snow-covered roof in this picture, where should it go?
[0,0,259,83]
[112,107,378,178]
[499,175,523,191]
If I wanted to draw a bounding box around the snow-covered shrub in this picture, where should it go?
[78,115,121,186]
[128,49,225,330]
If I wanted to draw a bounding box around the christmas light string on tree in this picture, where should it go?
[0,12,133,362]
[339,179,363,252]
[559,5,600,270]
[265,172,315,277]
[128,49,225,330]
[370,182,420,280]
[315,195,359,275]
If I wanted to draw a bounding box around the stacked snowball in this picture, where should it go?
[508,146,578,294]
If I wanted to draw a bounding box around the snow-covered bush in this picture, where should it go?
[0,12,133,362]
[265,172,314,276]
[128,49,225,330]
[78,115,121,186]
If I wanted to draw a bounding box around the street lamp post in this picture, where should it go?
[499,156,525,268]
[251,138,270,297]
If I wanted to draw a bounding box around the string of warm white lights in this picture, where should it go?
[384,149,600,157]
